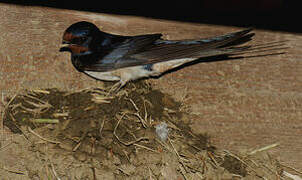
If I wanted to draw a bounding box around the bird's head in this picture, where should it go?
[59,21,101,55]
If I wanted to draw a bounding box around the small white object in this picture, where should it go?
[155,122,169,142]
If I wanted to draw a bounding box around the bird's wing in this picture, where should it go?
[80,33,162,72]
[131,28,254,61]
[82,29,254,72]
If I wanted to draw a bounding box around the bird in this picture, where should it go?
[59,21,255,90]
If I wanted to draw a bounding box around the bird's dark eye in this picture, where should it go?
[71,36,87,45]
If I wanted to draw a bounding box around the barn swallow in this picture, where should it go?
[59,21,254,90]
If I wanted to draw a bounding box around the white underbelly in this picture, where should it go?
[84,71,120,81]
[84,65,156,82]
[83,58,196,82]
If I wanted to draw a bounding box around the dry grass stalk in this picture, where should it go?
[31,89,50,94]
[2,92,19,138]
[248,143,280,155]
[0,141,12,151]
[23,93,51,105]
[207,151,219,167]
[91,93,112,104]
[8,112,29,141]
[98,119,105,137]
[2,166,25,175]
[11,94,53,115]
[113,113,149,146]
[52,112,69,118]
[179,164,188,180]
[28,118,59,124]
[155,138,173,153]
[168,137,190,176]
[1,92,5,141]
[27,126,60,144]
[133,143,158,153]
[49,160,61,180]
[128,98,147,128]
[63,86,107,96]
[72,141,82,152]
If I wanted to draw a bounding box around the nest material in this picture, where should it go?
[2,82,289,179]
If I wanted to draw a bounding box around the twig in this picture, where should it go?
[117,135,148,146]
[248,143,280,155]
[224,150,249,168]
[195,172,204,179]
[22,94,51,106]
[129,98,139,111]
[63,86,107,96]
[133,143,158,153]
[118,167,131,176]
[9,113,30,141]
[27,126,60,144]
[0,142,12,151]
[2,92,19,141]
[28,118,59,124]
[179,164,188,180]
[123,150,131,163]
[168,137,189,173]
[91,93,112,104]
[113,114,148,146]
[2,166,25,175]
[52,112,69,118]
[90,167,96,180]
[72,132,88,151]
[129,98,147,128]
[1,92,5,142]
[4,92,18,109]
[25,100,49,108]
[155,138,173,153]
[133,112,147,128]
[31,89,50,94]
[72,141,82,152]
[143,100,149,126]
[50,161,61,180]
[148,167,156,180]
[207,151,219,167]
[223,150,261,176]
[99,119,105,137]
[45,162,50,179]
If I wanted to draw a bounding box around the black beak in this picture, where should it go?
[59,46,70,52]
[59,41,71,52]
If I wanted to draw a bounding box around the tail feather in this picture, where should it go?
[133,28,255,63]
[200,28,254,48]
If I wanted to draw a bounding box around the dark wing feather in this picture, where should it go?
[82,29,254,72]
[130,28,254,62]
[81,33,162,72]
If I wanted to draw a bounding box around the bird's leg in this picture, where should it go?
[107,82,121,94]
[108,79,127,94]
[115,79,127,92]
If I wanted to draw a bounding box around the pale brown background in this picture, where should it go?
[0,3,301,170]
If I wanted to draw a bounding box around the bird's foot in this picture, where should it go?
[107,80,127,95]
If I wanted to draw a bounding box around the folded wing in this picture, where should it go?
[82,28,254,72]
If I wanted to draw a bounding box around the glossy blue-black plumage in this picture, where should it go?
[60,21,254,72]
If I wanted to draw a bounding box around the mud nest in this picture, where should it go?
[2,82,287,179]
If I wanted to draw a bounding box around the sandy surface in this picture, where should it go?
[1,2,302,176]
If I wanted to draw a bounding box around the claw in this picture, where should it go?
[107,80,127,94]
